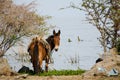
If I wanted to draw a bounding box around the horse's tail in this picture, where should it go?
[33,39,39,73]
[34,40,39,58]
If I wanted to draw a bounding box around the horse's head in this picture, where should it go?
[53,30,61,51]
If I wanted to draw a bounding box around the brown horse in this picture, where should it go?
[28,30,61,74]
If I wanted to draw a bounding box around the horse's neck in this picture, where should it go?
[46,37,54,51]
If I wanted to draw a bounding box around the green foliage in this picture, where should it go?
[19,69,85,76]
[39,70,85,76]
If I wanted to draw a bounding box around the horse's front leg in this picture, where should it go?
[45,56,49,72]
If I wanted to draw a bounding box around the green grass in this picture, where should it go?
[19,69,85,76]
[39,69,85,76]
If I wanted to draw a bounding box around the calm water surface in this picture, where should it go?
[5,0,103,71]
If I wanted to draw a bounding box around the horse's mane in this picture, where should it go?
[46,35,54,51]
[46,35,54,42]
[46,32,60,40]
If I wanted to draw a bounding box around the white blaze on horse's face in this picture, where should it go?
[53,30,61,52]
[54,36,60,51]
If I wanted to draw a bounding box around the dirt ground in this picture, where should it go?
[0,75,120,80]
[0,75,82,80]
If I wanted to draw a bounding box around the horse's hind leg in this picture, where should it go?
[38,58,44,73]
[33,61,39,74]
[45,56,49,72]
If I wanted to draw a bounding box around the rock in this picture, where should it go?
[108,68,118,76]
[96,58,103,63]
[0,58,15,76]
[18,66,33,74]
[16,74,28,79]
[18,66,30,73]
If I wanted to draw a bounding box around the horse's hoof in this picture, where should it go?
[40,69,44,73]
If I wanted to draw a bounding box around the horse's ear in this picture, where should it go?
[53,30,56,35]
[58,30,61,35]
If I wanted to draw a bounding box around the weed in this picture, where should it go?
[65,53,80,65]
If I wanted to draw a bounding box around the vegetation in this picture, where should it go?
[19,69,85,76]
[0,0,50,57]
[70,0,120,52]
[68,38,72,42]
[116,38,120,55]
[39,70,85,76]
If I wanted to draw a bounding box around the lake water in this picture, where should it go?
[5,21,103,71]
[4,0,103,72]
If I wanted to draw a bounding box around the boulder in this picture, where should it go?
[18,66,33,74]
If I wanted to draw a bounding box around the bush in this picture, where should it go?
[116,38,120,55]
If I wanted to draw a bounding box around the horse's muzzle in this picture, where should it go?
[55,49,58,51]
